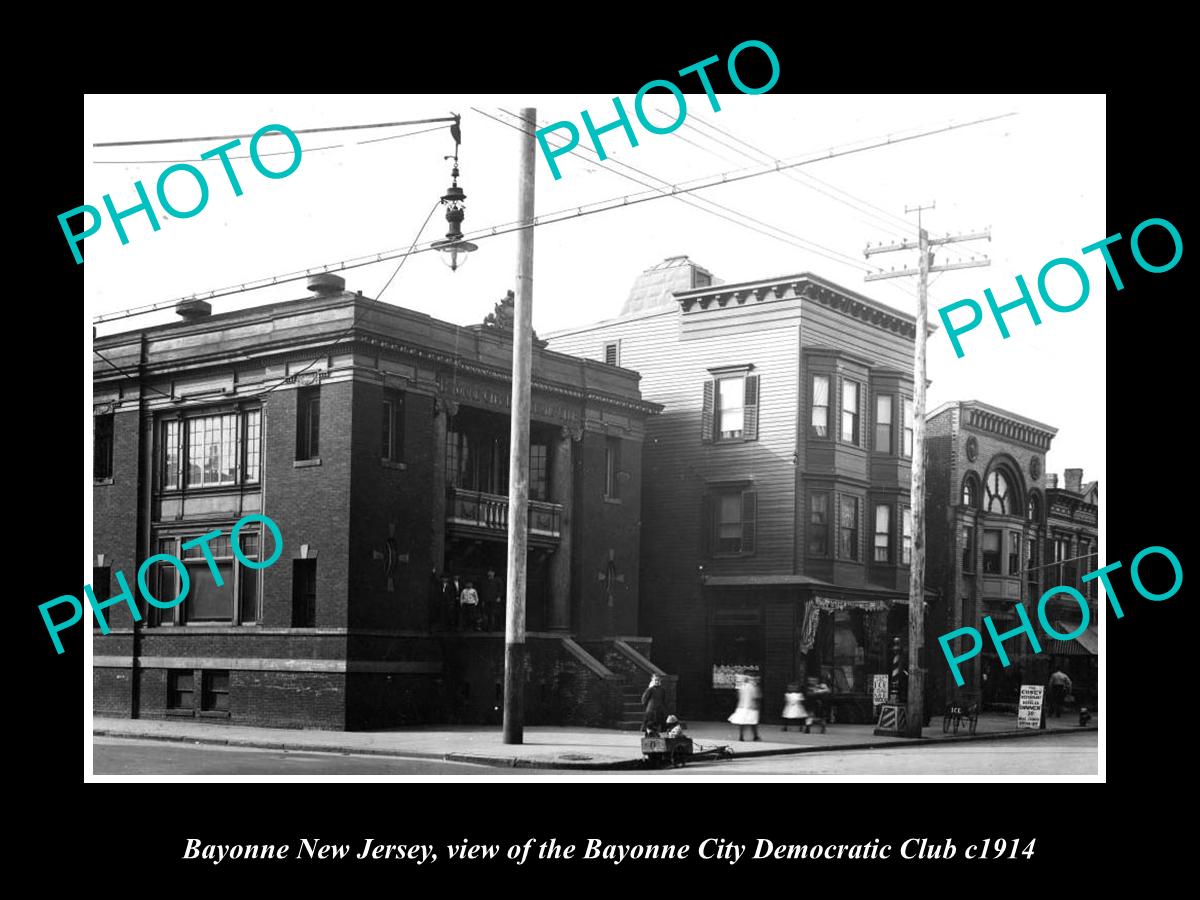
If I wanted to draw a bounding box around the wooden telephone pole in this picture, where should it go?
[503,108,537,744]
[865,203,990,737]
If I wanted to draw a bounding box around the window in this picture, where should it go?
[604,438,620,500]
[717,377,744,438]
[187,414,238,487]
[168,670,194,710]
[603,341,620,366]
[91,566,111,603]
[985,470,1011,514]
[530,444,549,501]
[875,394,893,453]
[201,670,230,712]
[382,390,405,463]
[839,495,860,561]
[808,492,829,556]
[962,525,975,572]
[902,398,915,459]
[1008,531,1022,575]
[902,507,913,566]
[94,413,114,480]
[296,386,320,460]
[243,410,261,483]
[160,409,260,490]
[292,559,317,627]
[962,474,979,508]
[183,533,235,622]
[702,372,759,442]
[146,537,180,626]
[841,380,860,444]
[238,531,262,624]
[1027,534,1040,599]
[873,504,891,562]
[811,375,830,438]
[709,489,757,556]
[1027,492,1041,522]
[982,529,1002,574]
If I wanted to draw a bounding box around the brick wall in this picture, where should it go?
[347,384,437,632]
[93,407,144,630]
[262,382,353,629]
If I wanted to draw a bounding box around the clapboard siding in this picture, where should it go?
[800,299,916,371]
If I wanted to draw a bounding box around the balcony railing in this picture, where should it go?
[446,487,562,544]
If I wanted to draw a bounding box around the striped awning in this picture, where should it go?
[1044,622,1098,657]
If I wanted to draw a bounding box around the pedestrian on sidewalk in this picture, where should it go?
[481,568,503,631]
[460,580,481,631]
[729,674,761,741]
[781,682,808,732]
[1048,666,1072,717]
[438,572,459,630]
[641,675,667,736]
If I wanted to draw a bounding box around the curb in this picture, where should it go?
[94,723,1097,771]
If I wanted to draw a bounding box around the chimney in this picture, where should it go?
[1048,474,1059,489]
[1065,468,1083,493]
[175,298,212,321]
[307,273,346,295]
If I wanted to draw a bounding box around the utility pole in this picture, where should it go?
[865,203,990,737]
[503,108,537,744]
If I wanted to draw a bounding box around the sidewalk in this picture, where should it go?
[93,711,1098,770]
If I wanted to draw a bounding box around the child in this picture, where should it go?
[665,714,687,738]
[781,682,808,732]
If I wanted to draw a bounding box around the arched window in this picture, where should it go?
[985,470,1011,514]
[961,472,980,508]
[1027,491,1042,522]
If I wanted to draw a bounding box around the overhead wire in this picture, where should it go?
[93,124,449,166]
[678,111,980,273]
[488,107,884,277]
[91,109,1016,326]
[93,116,461,148]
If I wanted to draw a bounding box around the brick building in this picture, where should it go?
[92,276,663,730]
[925,400,1073,710]
[1040,468,1099,706]
[546,257,932,723]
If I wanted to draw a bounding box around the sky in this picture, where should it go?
[84,93,1104,490]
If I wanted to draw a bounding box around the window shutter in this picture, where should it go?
[743,374,759,440]
[701,379,715,443]
[741,490,757,554]
[701,493,713,556]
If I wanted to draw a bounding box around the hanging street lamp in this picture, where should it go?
[432,115,478,272]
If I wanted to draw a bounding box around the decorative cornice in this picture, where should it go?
[677,275,923,339]
[963,406,1055,451]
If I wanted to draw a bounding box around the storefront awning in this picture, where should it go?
[703,574,833,587]
[1045,622,1098,656]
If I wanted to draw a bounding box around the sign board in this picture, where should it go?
[711,664,759,689]
[872,674,890,712]
[1017,684,1045,730]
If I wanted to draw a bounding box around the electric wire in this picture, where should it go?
[92,348,175,400]
[488,107,884,277]
[91,110,1015,326]
[93,124,449,166]
[93,116,460,148]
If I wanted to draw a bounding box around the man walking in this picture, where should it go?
[1048,666,1073,717]
[481,568,504,631]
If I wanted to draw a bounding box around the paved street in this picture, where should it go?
[94,731,1095,776]
[668,731,1097,776]
[94,737,543,776]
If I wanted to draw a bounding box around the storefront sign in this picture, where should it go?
[1017,684,1045,729]
[712,664,758,689]
[872,674,890,713]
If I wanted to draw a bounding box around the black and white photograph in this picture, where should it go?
[78,89,1112,784]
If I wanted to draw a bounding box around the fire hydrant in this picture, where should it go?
[1079,707,1092,727]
